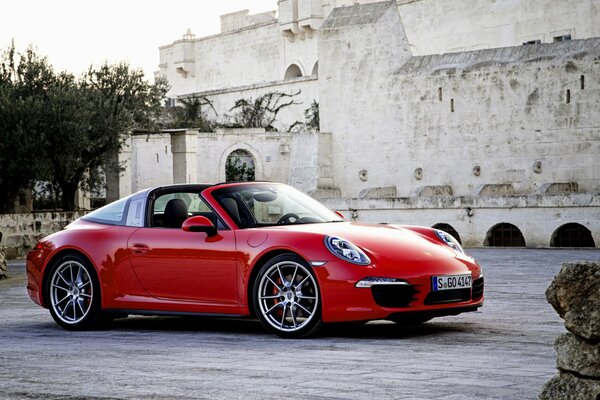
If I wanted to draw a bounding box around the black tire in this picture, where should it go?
[253,253,323,338]
[46,253,112,330]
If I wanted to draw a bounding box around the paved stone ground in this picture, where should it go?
[1,249,599,399]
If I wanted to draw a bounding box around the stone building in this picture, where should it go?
[112,0,600,248]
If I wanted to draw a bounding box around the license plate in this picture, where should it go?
[432,274,472,291]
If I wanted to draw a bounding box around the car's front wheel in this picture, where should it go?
[253,254,323,338]
[47,253,110,330]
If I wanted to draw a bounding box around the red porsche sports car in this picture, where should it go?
[27,182,483,338]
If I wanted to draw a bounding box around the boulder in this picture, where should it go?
[0,247,6,279]
[540,371,600,400]
[556,333,600,379]
[546,262,600,340]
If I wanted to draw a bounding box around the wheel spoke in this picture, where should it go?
[79,293,92,298]
[57,271,71,286]
[259,294,280,300]
[76,299,86,316]
[295,302,313,317]
[266,276,283,291]
[265,302,284,314]
[55,292,70,305]
[296,275,309,289]
[51,282,69,292]
[280,303,287,327]
[72,298,77,320]
[276,265,288,287]
[60,300,72,318]
[78,280,91,288]
[75,265,83,286]
[69,263,74,285]
[291,266,298,286]
[290,305,297,328]
[297,295,317,300]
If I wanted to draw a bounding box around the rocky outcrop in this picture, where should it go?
[0,247,7,279]
[541,262,600,399]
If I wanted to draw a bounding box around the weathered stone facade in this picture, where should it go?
[0,212,86,259]
[108,0,600,248]
[541,262,600,399]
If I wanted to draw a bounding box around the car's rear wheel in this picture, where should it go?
[47,253,110,330]
[253,254,323,338]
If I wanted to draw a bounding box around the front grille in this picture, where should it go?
[472,277,484,300]
[371,284,415,308]
[424,288,471,305]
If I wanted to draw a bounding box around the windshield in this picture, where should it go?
[211,184,343,228]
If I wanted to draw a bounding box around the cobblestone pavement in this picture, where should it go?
[1,249,599,399]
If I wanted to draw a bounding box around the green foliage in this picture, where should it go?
[162,95,217,131]
[0,44,169,212]
[225,90,300,131]
[225,151,255,182]
[0,44,51,213]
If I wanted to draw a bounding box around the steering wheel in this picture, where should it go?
[276,213,300,225]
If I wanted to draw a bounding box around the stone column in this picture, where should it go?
[171,130,198,184]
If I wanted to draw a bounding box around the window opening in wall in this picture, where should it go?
[566,89,571,104]
[450,98,454,112]
[553,34,572,42]
[432,223,461,245]
[523,39,541,45]
[485,223,526,247]
[284,64,303,81]
[550,223,595,247]
[580,75,585,90]
[438,87,442,101]
[226,149,256,182]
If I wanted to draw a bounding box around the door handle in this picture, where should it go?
[131,244,150,254]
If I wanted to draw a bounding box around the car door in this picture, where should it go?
[127,191,238,304]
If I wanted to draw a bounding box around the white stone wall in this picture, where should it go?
[130,133,173,192]
[398,0,600,55]
[321,195,600,248]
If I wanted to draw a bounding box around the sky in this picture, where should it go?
[0,0,278,79]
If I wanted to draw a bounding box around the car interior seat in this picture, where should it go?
[163,198,189,228]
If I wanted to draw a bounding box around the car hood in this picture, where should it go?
[264,222,458,263]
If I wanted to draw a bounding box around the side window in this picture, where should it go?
[83,197,129,226]
[151,192,226,230]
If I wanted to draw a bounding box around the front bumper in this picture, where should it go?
[314,260,484,323]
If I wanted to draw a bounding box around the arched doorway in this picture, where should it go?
[432,223,462,245]
[284,64,303,80]
[484,223,526,247]
[550,223,595,247]
[225,149,255,182]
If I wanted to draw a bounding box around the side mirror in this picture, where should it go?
[334,210,345,220]
[182,216,218,237]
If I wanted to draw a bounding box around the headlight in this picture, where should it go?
[324,236,371,265]
[434,229,464,254]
